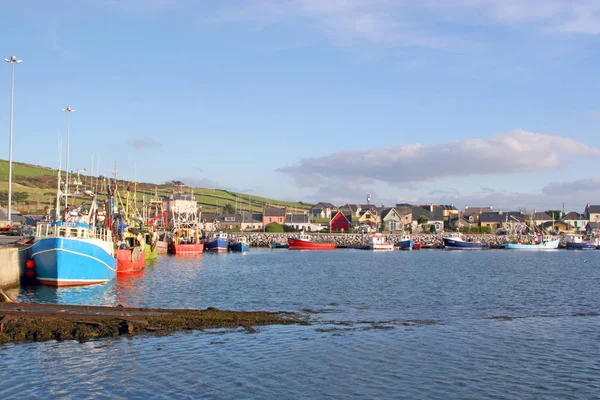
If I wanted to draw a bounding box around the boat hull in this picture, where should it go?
[169,242,204,255]
[32,237,116,286]
[115,247,145,273]
[288,238,336,250]
[395,239,414,250]
[566,242,597,250]
[206,237,229,252]
[505,239,559,249]
[144,243,158,260]
[369,244,394,251]
[443,238,489,250]
[156,240,168,254]
[229,242,249,252]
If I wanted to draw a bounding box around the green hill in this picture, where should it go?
[0,159,312,214]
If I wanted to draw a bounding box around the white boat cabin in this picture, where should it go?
[398,233,412,242]
[565,234,584,244]
[297,232,313,242]
[36,221,112,243]
[367,233,389,245]
[207,231,228,240]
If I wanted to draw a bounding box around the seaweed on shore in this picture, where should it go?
[0,304,301,345]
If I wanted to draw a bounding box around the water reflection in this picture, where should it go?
[17,281,118,306]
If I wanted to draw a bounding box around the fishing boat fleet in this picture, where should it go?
[28,166,251,286]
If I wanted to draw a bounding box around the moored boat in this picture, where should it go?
[143,228,158,260]
[395,233,414,250]
[156,232,169,254]
[366,233,394,251]
[33,204,117,286]
[169,241,204,254]
[565,234,596,250]
[443,232,489,250]
[169,226,204,255]
[206,231,229,252]
[113,214,146,273]
[288,232,336,250]
[269,239,289,249]
[229,236,249,252]
[505,234,559,250]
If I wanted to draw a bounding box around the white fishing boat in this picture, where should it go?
[366,233,394,251]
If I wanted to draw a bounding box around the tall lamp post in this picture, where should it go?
[4,56,22,224]
[63,106,75,208]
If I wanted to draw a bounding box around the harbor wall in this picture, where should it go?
[228,233,508,248]
[0,247,20,289]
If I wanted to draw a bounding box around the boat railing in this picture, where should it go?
[299,234,312,241]
[35,221,113,243]
[445,232,461,239]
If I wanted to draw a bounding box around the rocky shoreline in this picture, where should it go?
[229,233,512,248]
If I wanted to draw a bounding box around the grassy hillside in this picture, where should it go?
[0,159,312,214]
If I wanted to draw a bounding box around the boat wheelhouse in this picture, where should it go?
[395,233,414,250]
[366,233,394,251]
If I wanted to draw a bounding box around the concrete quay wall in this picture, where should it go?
[0,248,20,289]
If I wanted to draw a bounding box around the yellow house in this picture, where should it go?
[440,205,459,219]
[358,210,380,229]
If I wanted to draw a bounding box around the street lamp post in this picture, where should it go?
[63,106,75,208]
[4,56,22,224]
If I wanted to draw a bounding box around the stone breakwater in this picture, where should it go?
[228,233,511,248]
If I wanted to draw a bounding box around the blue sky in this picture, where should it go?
[1,0,600,211]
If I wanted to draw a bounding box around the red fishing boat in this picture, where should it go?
[168,226,204,255]
[115,247,146,273]
[114,226,146,273]
[288,232,336,250]
[169,242,204,254]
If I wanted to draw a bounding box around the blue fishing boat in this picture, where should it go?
[205,231,229,252]
[443,232,489,250]
[395,233,414,250]
[505,234,559,249]
[229,236,249,252]
[565,234,597,250]
[32,199,117,286]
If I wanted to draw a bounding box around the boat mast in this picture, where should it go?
[55,135,62,221]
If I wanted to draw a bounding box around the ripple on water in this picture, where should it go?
[4,249,600,398]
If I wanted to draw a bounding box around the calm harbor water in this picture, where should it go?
[2,249,600,399]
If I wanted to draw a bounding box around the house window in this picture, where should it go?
[224,217,235,222]
[268,218,272,223]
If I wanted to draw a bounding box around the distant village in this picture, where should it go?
[3,189,600,236]
[167,195,600,235]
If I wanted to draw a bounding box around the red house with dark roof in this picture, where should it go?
[330,211,352,232]
[263,207,286,226]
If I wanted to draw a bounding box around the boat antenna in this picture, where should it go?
[55,134,62,221]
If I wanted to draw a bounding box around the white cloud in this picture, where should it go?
[212,0,600,49]
[542,177,600,198]
[176,177,220,189]
[213,0,467,48]
[448,0,600,34]
[128,137,161,149]
[277,129,600,188]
